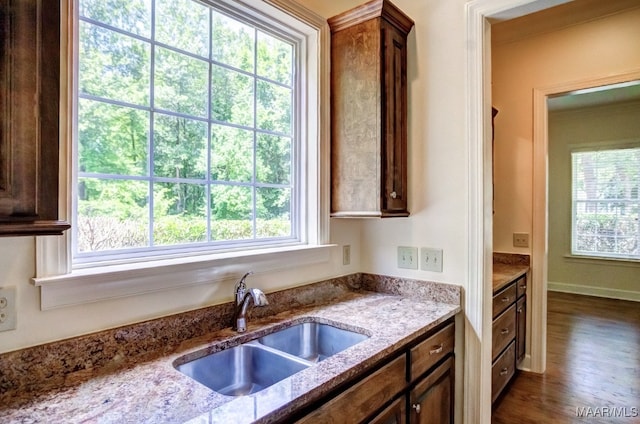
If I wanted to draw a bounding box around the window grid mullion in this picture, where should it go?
[252,27,259,240]
[148,0,158,248]
[207,7,213,243]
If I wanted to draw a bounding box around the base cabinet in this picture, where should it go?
[491,274,527,403]
[296,320,455,424]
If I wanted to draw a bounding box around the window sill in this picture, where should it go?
[563,254,640,267]
[33,244,334,310]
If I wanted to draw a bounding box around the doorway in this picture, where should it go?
[466,0,640,422]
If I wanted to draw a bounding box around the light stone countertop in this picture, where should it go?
[493,263,529,293]
[0,274,460,424]
[492,253,530,293]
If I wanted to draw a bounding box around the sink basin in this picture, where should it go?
[258,322,369,362]
[175,343,310,396]
[174,321,369,396]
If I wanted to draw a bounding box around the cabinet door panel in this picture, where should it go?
[0,0,69,235]
[409,356,454,424]
[369,397,406,424]
[381,22,407,215]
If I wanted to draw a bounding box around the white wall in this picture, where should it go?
[548,100,640,299]
[492,7,640,254]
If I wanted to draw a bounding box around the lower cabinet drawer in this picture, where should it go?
[296,355,407,424]
[493,283,517,318]
[492,304,516,360]
[410,322,455,380]
[492,341,515,403]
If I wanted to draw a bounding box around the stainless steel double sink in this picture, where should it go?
[174,321,369,397]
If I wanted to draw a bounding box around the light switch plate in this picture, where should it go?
[421,248,443,272]
[397,246,418,269]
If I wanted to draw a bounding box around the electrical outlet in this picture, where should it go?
[0,286,17,332]
[421,248,443,272]
[513,233,530,248]
[397,246,418,269]
[342,245,351,265]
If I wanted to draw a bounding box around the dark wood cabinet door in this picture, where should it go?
[409,356,454,424]
[369,397,407,424]
[0,0,70,236]
[381,22,408,215]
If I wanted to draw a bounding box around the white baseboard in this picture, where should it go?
[548,281,640,302]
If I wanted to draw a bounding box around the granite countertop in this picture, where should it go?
[0,274,460,424]
[493,257,529,293]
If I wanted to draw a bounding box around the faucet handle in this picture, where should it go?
[234,271,253,305]
[248,288,269,306]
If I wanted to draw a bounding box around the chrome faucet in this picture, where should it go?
[233,288,269,332]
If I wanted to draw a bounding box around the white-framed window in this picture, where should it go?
[33,0,330,309]
[76,0,302,264]
[571,144,640,260]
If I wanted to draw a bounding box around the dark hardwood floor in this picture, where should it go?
[492,291,640,423]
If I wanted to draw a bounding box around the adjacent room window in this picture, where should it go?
[571,146,640,260]
[75,0,301,264]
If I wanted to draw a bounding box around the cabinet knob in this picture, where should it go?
[500,328,509,335]
[390,191,397,199]
[412,403,421,414]
[501,297,510,303]
[500,367,509,376]
[520,285,527,290]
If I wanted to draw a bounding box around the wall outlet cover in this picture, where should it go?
[0,286,17,332]
[513,232,530,248]
[342,245,351,265]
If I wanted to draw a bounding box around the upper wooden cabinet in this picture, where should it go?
[0,0,70,236]
[329,0,414,218]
